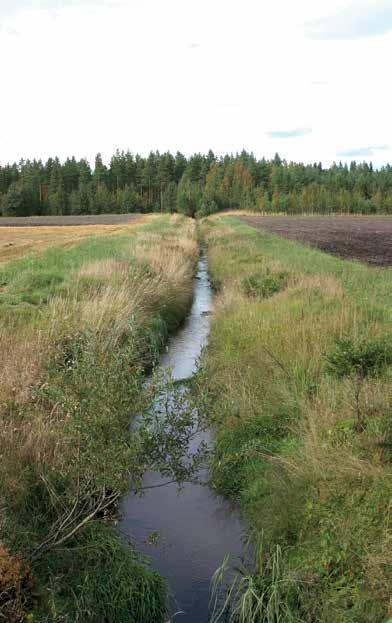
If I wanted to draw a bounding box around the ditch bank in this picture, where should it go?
[120,255,244,622]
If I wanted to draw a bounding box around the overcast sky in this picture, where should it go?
[1,0,392,166]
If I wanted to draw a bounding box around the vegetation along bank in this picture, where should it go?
[0,215,198,622]
[196,215,392,623]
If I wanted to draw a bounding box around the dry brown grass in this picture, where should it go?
[0,544,34,623]
[0,218,145,264]
[0,325,46,405]
[133,217,197,288]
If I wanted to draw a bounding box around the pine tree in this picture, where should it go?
[94,153,107,188]
[176,176,201,217]
[2,183,28,216]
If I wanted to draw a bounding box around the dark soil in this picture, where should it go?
[240,215,392,267]
[0,214,140,227]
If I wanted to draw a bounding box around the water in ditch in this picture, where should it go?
[119,255,243,622]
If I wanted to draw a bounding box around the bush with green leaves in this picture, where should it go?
[326,336,392,379]
[241,270,288,299]
[326,336,392,430]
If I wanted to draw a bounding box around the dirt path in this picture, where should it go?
[240,215,392,267]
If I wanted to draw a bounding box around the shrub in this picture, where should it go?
[326,336,392,379]
[241,270,288,299]
[326,336,392,431]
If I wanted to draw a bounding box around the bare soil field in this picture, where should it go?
[0,215,144,263]
[240,215,392,267]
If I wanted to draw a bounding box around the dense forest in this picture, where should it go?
[2,150,392,217]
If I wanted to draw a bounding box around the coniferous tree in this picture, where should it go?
[2,183,29,216]
[177,176,201,217]
[117,185,140,213]
[1,150,392,218]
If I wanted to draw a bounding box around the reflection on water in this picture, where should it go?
[160,255,213,381]
[120,256,243,622]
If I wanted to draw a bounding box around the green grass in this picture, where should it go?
[198,215,392,623]
[32,523,167,623]
[0,215,197,622]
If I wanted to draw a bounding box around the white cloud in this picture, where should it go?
[0,0,391,167]
[0,0,128,16]
[267,128,312,139]
[305,0,392,40]
[337,145,389,158]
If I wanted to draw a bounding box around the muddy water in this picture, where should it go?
[120,256,243,622]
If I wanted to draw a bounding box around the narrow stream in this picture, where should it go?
[120,256,243,622]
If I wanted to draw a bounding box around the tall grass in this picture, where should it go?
[198,215,392,622]
[0,215,198,622]
[211,543,300,623]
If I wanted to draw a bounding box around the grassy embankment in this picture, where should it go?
[198,215,392,623]
[0,215,197,622]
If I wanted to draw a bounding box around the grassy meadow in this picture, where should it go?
[0,215,198,622]
[198,215,392,623]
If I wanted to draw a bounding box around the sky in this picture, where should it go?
[1,0,392,167]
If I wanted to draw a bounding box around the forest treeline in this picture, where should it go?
[2,150,392,217]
